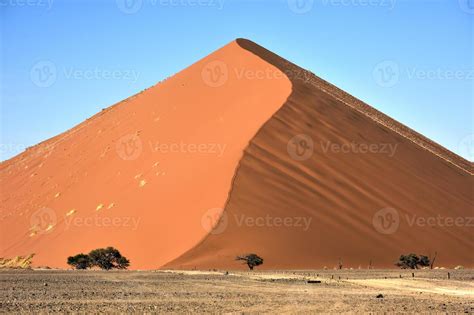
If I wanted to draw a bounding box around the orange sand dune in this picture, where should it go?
[165,39,473,270]
[1,39,472,270]
[0,40,291,269]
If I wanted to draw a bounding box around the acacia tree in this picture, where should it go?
[419,255,430,268]
[67,247,130,270]
[67,253,92,270]
[88,247,130,270]
[395,254,430,269]
[236,254,263,270]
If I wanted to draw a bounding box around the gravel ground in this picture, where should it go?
[0,269,473,313]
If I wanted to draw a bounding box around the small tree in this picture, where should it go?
[116,256,130,269]
[395,254,430,269]
[396,254,419,269]
[67,253,92,270]
[67,247,130,270]
[236,254,263,270]
[89,247,129,270]
[418,255,430,268]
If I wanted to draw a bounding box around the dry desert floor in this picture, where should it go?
[0,269,473,313]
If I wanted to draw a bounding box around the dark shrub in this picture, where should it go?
[67,253,92,270]
[395,253,430,269]
[115,256,130,270]
[418,255,430,268]
[236,254,264,270]
[67,247,130,270]
[88,247,129,270]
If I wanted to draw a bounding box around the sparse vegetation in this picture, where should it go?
[236,254,263,270]
[88,247,130,270]
[67,253,91,270]
[67,247,130,270]
[430,251,437,269]
[0,254,35,269]
[395,254,430,269]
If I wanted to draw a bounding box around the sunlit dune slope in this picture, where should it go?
[0,40,292,269]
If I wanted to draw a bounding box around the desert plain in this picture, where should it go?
[1,269,473,313]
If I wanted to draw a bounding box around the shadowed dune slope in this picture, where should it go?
[165,39,473,270]
[0,40,292,269]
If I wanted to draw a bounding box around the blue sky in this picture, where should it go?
[1,0,473,161]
